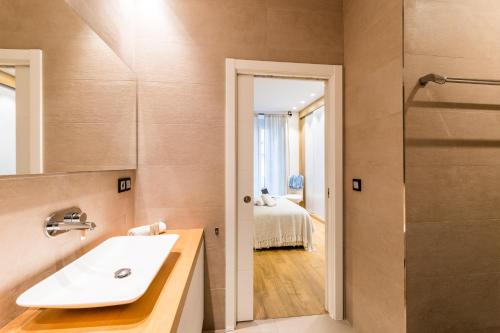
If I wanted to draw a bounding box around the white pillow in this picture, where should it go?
[254,196,264,206]
[261,194,277,207]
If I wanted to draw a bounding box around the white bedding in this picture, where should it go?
[253,197,314,251]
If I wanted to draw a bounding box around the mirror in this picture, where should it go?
[0,0,136,176]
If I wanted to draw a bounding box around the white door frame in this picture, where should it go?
[225,59,343,330]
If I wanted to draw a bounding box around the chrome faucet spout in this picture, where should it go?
[46,221,96,232]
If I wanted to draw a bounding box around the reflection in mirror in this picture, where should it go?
[0,50,42,176]
[0,67,16,174]
[0,0,137,176]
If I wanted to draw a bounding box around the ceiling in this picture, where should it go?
[254,77,324,113]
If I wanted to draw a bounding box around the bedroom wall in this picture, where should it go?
[299,98,324,207]
[132,0,344,330]
[343,0,406,332]
[404,0,500,331]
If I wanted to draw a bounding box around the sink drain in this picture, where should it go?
[114,268,132,279]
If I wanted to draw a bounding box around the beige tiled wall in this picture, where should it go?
[343,0,405,332]
[404,1,500,332]
[65,0,136,68]
[132,0,344,330]
[0,1,137,328]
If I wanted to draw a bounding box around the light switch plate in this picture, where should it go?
[352,179,362,192]
[118,177,131,193]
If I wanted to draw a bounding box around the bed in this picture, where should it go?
[253,196,315,251]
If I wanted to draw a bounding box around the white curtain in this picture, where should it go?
[286,113,300,184]
[254,114,288,197]
[305,106,325,220]
[253,115,263,198]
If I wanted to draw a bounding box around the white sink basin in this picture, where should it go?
[17,234,179,309]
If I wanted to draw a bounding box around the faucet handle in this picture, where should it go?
[63,211,87,224]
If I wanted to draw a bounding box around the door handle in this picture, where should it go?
[243,195,252,203]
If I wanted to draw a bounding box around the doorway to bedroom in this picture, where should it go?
[225,59,343,330]
[252,77,326,319]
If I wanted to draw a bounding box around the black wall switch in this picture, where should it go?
[118,177,132,193]
[352,179,362,191]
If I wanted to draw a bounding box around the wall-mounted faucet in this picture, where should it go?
[44,207,96,238]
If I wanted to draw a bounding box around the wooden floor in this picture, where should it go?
[253,217,326,320]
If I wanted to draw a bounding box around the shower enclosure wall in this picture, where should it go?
[404,0,500,332]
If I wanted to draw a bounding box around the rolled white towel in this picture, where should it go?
[254,196,264,206]
[261,193,277,207]
[128,221,167,236]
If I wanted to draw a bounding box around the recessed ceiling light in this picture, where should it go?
[292,106,297,110]
[300,100,306,104]
[310,93,316,97]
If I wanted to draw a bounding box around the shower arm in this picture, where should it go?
[419,73,500,86]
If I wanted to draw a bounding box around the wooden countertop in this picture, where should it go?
[0,229,204,333]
